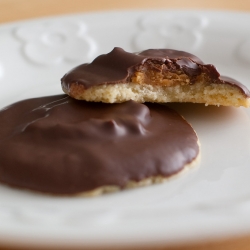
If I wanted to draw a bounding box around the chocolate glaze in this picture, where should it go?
[61,47,250,97]
[0,95,199,194]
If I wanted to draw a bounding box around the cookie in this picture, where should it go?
[61,47,250,107]
[0,95,200,195]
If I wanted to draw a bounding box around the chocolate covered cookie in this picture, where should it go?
[0,95,200,195]
[62,47,250,107]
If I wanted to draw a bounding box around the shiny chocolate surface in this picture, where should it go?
[0,95,199,194]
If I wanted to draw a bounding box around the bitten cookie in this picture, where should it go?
[61,47,250,107]
[0,95,200,195]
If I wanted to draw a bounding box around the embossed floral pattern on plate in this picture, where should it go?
[134,13,208,52]
[15,21,97,65]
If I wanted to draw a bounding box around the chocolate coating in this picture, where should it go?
[61,47,250,97]
[0,95,199,194]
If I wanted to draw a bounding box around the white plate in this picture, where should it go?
[1,9,250,249]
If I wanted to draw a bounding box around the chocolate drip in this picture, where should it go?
[0,95,199,194]
[61,47,250,97]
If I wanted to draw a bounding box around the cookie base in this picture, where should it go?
[63,82,250,107]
